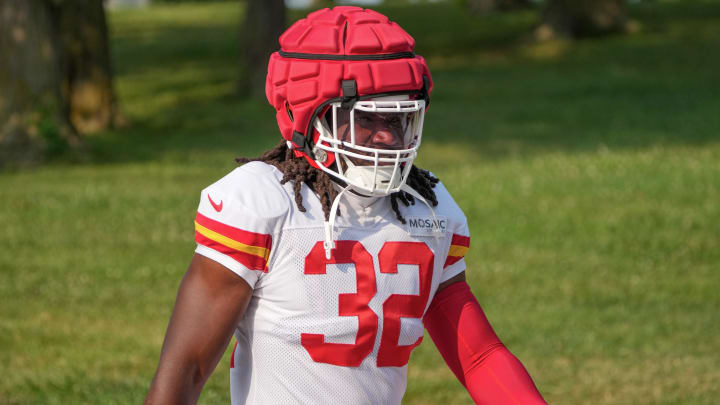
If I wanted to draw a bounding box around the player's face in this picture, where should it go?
[333,109,414,166]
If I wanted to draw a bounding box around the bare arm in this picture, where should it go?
[144,254,253,405]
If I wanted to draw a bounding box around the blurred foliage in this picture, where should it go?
[538,0,629,39]
[152,0,234,2]
[454,0,536,14]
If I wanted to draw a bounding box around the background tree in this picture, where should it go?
[58,0,121,133]
[238,0,286,98]
[0,0,119,167]
[537,0,628,39]
[0,0,77,166]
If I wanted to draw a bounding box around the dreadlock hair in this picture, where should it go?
[237,141,439,224]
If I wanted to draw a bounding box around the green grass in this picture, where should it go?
[2,1,720,403]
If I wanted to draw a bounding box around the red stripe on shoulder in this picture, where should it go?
[195,231,269,272]
[451,234,470,248]
[195,212,272,250]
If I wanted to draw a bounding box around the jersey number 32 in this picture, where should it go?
[302,240,433,368]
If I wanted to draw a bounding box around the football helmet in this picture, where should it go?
[265,6,433,196]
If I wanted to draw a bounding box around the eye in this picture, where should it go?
[386,116,401,126]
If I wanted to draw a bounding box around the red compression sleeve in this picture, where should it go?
[423,282,547,405]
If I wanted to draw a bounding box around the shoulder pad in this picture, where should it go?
[198,162,290,234]
[431,180,467,230]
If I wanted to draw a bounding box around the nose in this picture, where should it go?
[371,129,402,149]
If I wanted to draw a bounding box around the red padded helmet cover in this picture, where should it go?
[265,7,433,167]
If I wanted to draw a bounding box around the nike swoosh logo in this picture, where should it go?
[208,194,223,212]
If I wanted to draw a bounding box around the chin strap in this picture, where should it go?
[323,182,440,260]
[323,184,352,259]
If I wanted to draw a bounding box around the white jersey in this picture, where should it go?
[194,161,470,405]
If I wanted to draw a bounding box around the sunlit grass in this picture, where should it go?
[1,1,719,404]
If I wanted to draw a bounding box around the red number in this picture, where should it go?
[301,240,435,368]
[377,242,434,367]
[301,241,378,367]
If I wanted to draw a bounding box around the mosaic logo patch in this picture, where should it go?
[405,215,448,236]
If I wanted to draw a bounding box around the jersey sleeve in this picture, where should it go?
[443,221,470,282]
[432,180,471,283]
[194,162,289,288]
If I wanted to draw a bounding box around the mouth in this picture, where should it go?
[339,153,403,172]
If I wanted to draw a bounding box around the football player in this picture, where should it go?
[145,7,547,405]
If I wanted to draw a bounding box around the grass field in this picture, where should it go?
[2,1,720,404]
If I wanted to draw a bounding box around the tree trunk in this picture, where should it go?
[0,0,78,167]
[58,0,120,133]
[539,0,628,39]
[238,0,286,98]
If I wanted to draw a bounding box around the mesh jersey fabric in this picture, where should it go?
[194,161,470,405]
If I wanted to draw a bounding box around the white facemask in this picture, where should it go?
[312,95,425,197]
[302,95,439,258]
